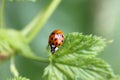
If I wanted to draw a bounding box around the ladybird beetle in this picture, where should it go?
[48,30,64,54]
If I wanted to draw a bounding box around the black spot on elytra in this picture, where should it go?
[54,38,57,41]
[56,42,58,45]
[59,44,60,46]
[52,33,55,35]
[62,40,63,42]
[51,37,53,40]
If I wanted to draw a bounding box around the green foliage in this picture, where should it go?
[0,29,48,63]
[0,29,26,62]
[43,32,115,80]
[0,0,120,79]
[10,76,30,80]
[0,29,30,57]
[55,32,111,58]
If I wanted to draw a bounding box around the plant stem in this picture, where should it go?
[0,0,6,28]
[10,55,19,77]
[20,50,49,63]
[21,0,61,43]
[24,54,49,63]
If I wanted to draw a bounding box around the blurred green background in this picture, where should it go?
[0,0,120,80]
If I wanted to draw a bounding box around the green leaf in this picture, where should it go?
[0,29,48,63]
[0,29,28,56]
[43,57,114,80]
[54,32,111,58]
[43,32,114,80]
[0,29,23,62]
[10,76,30,80]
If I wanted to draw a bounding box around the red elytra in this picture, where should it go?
[48,30,64,53]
